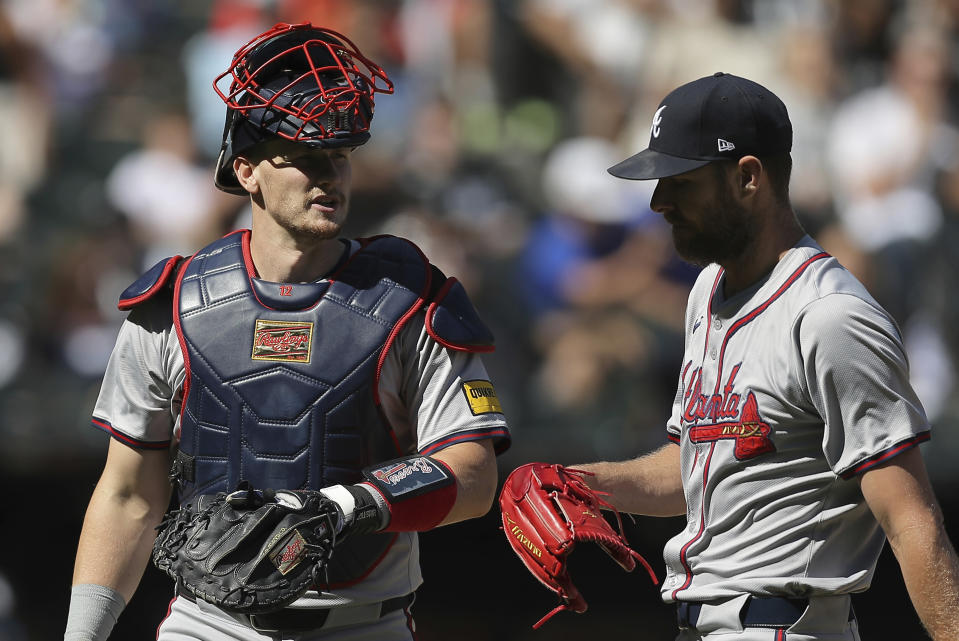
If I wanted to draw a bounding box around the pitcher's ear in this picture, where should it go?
[737,155,762,195]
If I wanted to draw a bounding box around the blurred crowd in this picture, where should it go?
[2,0,959,482]
[2,0,959,637]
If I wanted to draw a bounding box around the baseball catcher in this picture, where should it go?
[65,21,512,641]
[499,462,658,628]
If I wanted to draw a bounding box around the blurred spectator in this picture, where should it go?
[826,24,957,321]
[930,154,959,364]
[515,137,692,454]
[181,0,267,158]
[0,316,25,389]
[0,7,50,242]
[624,0,781,151]
[518,137,642,317]
[773,20,839,235]
[823,22,959,428]
[527,308,663,456]
[41,225,138,379]
[105,109,237,268]
[519,0,662,141]
[826,0,899,94]
[4,0,115,112]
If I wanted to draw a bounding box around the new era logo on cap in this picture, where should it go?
[608,72,792,180]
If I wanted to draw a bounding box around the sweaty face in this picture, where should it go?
[246,140,353,241]
[650,163,756,267]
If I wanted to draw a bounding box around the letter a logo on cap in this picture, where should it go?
[651,105,667,138]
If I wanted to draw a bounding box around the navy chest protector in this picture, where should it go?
[119,230,494,586]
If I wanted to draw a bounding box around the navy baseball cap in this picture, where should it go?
[608,72,792,180]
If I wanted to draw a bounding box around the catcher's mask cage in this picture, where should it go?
[213,22,394,194]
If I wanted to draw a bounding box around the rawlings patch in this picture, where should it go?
[251,320,313,363]
[268,528,308,575]
[688,392,775,460]
[462,380,502,415]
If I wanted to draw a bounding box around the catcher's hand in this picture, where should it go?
[499,462,658,628]
[152,482,342,614]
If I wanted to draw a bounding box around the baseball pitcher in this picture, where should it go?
[500,73,959,641]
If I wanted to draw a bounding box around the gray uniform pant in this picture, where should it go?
[157,595,416,641]
[673,595,862,641]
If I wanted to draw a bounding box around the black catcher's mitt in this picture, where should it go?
[152,483,342,614]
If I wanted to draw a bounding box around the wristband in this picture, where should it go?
[362,455,458,532]
[64,584,126,641]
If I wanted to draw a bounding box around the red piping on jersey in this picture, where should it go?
[775,629,786,641]
[667,361,695,443]
[840,431,931,479]
[671,441,717,599]
[405,598,418,639]
[420,426,510,455]
[92,417,170,450]
[669,269,723,599]
[712,252,830,396]
[156,595,177,640]
[672,252,830,601]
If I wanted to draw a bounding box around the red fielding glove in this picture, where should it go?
[499,462,659,629]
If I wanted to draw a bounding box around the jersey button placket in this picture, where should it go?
[709,317,722,359]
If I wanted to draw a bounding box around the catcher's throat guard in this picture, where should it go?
[499,463,659,629]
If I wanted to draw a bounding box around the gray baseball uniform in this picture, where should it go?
[90,239,509,640]
[661,235,929,637]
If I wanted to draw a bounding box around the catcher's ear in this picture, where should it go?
[233,156,260,195]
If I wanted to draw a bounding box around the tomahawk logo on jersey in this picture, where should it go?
[687,392,774,460]
[680,363,775,460]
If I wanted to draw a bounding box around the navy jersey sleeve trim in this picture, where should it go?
[420,426,511,456]
[91,417,171,450]
[667,431,681,444]
[838,431,931,479]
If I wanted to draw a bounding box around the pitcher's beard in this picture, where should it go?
[672,188,756,267]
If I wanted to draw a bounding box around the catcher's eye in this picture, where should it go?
[267,145,351,169]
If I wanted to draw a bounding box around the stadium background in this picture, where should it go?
[1,0,958,638]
